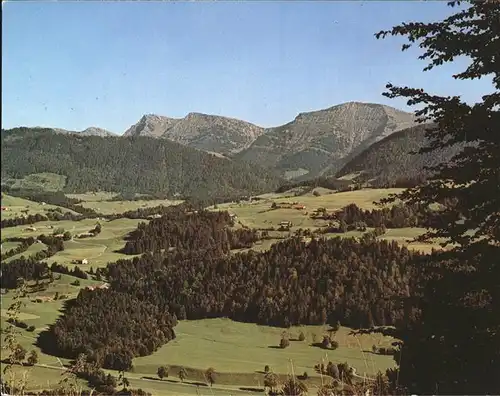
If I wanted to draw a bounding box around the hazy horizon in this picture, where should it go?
[2,1,494,134]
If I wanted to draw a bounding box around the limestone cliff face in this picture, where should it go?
[236,102,417,179]
[122,102,417,179]
[123,114,180,138]
[52,127,116,136]
[123,113,264,156]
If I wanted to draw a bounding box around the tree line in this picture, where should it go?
[107,236,422,328]
[120,208,258,255]
[1,244,89,290]
[37,289,177,373]
[3,189,101,218]
[325,202,431,229]
[1,237,36,260]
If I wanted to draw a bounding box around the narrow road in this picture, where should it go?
[69,235,108,258]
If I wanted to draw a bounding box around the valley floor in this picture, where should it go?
[1,187,434,394]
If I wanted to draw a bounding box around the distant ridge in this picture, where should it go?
[235,102,417,180]
[1,127,282,200]
[123,114,179,138]
[14,101,421,182]
[335,123,464,185]
[123,112,264,155]
[50,127,116,137]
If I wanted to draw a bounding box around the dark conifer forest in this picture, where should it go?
[334,124,465,187]
[1,128,282,199]
[33,206,423,372]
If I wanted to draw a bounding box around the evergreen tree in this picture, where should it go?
[375,1,500,393]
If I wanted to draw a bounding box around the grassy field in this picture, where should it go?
[1,315,396,395]
[76,198,184,215]
[0,274,103,384]
[1,194,76,219]
[3,242,48,263]
[1,192,183,218]
[1,217,145,269]
[133,318,396,381]
[212,188,439,253]
[377,227,442,253]
[5,173,67,192]
[44,218,145,269]
[65,191,119,201]
[1,241,22,250]
[214,188,403,230]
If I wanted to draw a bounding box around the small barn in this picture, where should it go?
[279,221,292,231]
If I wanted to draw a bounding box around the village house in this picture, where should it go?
[279,221,292,231]
[77,232,94,238]
[86,282,109,292]
[147,214,162,219]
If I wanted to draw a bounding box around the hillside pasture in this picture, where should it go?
[1,218,145,269]
[47,218,145,269]
[0,365,88,394]
[76,198,184,215]
[268,188,405,211]
[216,188,404,230]
[133,318,396,385]
[3,242,48,263]
[65,191,119,202]
[1,241,22,250]
[214,188,439,252]
[1,194,76,219]
[0,363,257,396]
[0,275,103,378]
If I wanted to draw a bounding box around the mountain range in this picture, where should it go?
[120,102,417,177]
[2,101,459,197]
[235,102,417,179]
[51,127,116,137]
[123,113,263,156]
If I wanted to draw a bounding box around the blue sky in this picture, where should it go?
[2,1,494,133]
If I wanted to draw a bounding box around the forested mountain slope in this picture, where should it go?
[1,127,282,199]
[335,123,464,186]
[236,102,417,179]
